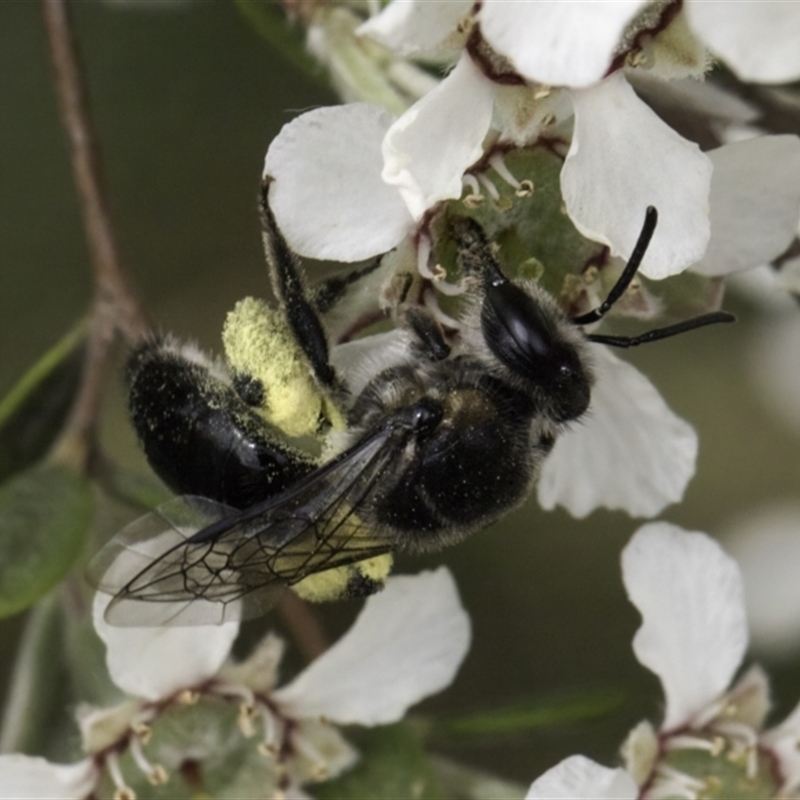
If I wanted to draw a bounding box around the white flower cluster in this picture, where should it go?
[266,0,800,520]
[7,3,800,798]
[0,569,469,799]
[527,523,800,800]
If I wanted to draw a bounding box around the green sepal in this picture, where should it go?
[0,322,87,485]
[315,723,445,800]
[0,462,93,618]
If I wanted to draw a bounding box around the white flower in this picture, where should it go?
[0,568,470,799]
[537,348,697,519]
[264,4,800,524]
[621,523,749,733]
[265,101,702,519]
[526,522,800,799]
[364,0,800,88]
[358,1,716,280]
[357,2,800,282]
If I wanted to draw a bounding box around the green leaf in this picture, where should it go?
[233,0,328,86]
[315,724,445,800]
[431,688,625,739]
[0,462,92,618]
[0,323,87,484]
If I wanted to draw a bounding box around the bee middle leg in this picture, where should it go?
[259,180,338,390]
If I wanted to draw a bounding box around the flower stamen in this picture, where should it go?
[461,174,484,207]
[257,703,282,756]
[292,730,329,781]
[477,173,500,201]
[129,735,168,786]
[423,288,461,330]
[176,689,200,705]
[416,236,465,296]
[106,751,137,800]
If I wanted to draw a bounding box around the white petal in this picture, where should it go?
[622,523,748,731]
[273,567,470,725]
[692,136,800,276]
[562,74,712,280]
[264,104,412,260]
[526,755,638,800]
[382,53,494,220]
[481,0,647,88]
[93,590,239,701]
[685,1,800,84]
[0,755,96,800]
[726,503,800,659]
[357,0,473,58]
[537,347,697,518]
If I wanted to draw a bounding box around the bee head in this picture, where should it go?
[482,278,591,423]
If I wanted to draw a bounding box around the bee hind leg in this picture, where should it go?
[127,337,316,509]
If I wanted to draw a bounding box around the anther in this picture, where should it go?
[463,194,485,208]
[176,689,200,705]
[131,721,152,745]
[238,703,258,738]
[417,237,465,296]
[516,179,534,198]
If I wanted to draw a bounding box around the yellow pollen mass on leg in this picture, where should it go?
[291,554,394,603]
[222,297,323,438]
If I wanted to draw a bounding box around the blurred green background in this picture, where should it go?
[2,0,800,786]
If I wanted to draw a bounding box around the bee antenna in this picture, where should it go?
[571,206,658,326]
[586,310,736,348]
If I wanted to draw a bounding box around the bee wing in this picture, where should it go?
[88,423,400,627]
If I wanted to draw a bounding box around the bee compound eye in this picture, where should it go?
[403,398,444,439]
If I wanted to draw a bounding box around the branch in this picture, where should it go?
[40,0,150,466]
[278,592,330,662]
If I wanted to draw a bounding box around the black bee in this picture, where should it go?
[89,185,733,625]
